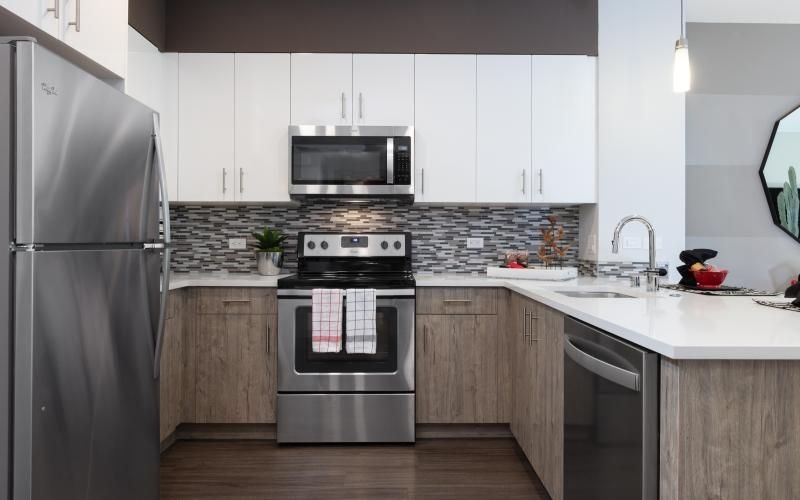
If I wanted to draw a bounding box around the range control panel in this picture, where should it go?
[301,233,409,258]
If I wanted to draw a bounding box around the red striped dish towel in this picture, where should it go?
[312,289,344,353]
[345,288,377,354]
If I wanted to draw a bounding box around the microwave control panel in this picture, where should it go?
[393,137,412,185]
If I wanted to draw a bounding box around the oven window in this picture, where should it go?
[294,305,398,373]
[292,137,388,185]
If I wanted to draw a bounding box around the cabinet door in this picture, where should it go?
[235,53,291,202]
[352,54,414,126]
[290,53,352,125]
[159,291,183,442]
[0,0,59,36]
[539,306,564,500]
[476,55,532,203]
[414,55,477,203]
[532,55,597,203]
[416,314,498,423]
[126,30,179,201]
[178,53,235,202]
[195,313,271,423]
[61,0,128,77]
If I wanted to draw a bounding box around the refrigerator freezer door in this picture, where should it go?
[0,42,11,500]
[14,41,160,245]
[13,249,161,500]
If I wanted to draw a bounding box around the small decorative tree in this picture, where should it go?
[536,215,570,269]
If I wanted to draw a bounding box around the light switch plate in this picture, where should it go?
[229,238,247,250]
[467,237,484,249]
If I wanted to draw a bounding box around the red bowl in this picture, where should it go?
[693,269,729,289]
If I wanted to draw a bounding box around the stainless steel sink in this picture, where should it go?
[555,291,637,299]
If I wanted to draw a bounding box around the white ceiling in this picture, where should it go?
[688,0,800,24]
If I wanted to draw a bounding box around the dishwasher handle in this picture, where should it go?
[564,335,641,392]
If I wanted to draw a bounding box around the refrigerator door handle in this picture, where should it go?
[152,113,171,379]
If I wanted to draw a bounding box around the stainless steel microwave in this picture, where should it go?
[289,125,413,200]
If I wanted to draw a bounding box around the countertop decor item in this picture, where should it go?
[754,299,800,313]
[252,227,288,276]
[536,215,570,269]
[785,275,800,298]
[692,268,728,289]
[759,105,800,244]
[486,266,578,281]
[661,283,779,297]
[677,248,718,287]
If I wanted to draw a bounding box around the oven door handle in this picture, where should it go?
[278,288,416,298]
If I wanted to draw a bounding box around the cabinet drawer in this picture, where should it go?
[196,288,277,315]
[416,287,498,315]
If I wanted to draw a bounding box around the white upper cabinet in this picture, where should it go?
[290,53,353,125]
[126,28,179,202]
[0,0,128,77]
[414,54,477,203]
[61,0,129,78]
[235,53,291,202]
[178,53,235,202]
[476,55,532,203]
[532,55,597,204]
[352,54,414,126]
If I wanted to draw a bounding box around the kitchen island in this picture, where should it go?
[168,272,800,500]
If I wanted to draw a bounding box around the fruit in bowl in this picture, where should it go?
[693,267,729,289]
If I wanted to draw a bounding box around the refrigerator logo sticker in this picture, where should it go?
[40,83,58,96]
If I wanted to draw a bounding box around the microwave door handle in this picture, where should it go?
[386,137,394,185]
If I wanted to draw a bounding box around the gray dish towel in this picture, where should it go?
[345,288,377,354]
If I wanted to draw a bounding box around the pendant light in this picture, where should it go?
[673,0,691,92]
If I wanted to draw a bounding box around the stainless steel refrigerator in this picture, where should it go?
[0,38,171,499]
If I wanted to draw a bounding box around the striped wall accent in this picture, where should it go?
[169,202,580,274]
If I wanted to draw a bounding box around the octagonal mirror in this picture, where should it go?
[760,105,800,242]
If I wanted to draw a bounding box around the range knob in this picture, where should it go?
[307,241,316,250]
[381,241,389,250]
[393,241,402,250]
[320,241,329,250]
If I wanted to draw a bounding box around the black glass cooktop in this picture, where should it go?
[278,272,415,290]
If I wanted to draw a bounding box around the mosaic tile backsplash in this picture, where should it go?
[170,202,580,274]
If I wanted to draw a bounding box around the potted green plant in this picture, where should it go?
[252,228,288,276]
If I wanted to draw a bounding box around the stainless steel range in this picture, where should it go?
[277,232,415,443]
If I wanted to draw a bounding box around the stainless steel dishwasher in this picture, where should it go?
[563,317,658,500]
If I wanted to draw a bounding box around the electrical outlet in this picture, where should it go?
[467,237,484,249]
[229,238,247,250]
[623,236,642,249]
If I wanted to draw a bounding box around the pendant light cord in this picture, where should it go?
[680,0,685,39]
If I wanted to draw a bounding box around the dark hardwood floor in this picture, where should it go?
[160,438,550,499]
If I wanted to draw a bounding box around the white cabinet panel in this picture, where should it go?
[1,0,60,37]
[414,54,477,203]
[61,0,128,77]
[476,55,532,203]
[125,28,178,202]
[353,54,414,126]
[290,53,352,125]
[178,53,235,202]
[532,56,597,204]
[235,53,291,202]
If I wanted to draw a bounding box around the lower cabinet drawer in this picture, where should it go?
[196,287,277,315]
[416,287,498,315]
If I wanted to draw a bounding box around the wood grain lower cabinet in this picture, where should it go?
[195,313,276,423]
[416,314,500,423]
[510,292,564,500]
[159,290,185,442]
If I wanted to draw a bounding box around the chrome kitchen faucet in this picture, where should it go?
[611,215,665,292]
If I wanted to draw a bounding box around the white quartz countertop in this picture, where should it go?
[171,272,800,360]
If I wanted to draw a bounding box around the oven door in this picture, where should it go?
[277,291,414,392]
[288,125,413,197]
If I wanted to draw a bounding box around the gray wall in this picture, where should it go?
[686,22,800,291]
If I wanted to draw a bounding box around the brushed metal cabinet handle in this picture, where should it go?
[538,169,543,195]
[443,299,472,304]
[239,168,244,194]
[68,0,80,32]
[222,168,227,194]
[46,0,59,19]
[267,324,271,353]
[521,169,526,194]
[341,92,346,119]
[421,168,425,194]
[359,92,363,120]
[222,299,252,303]
[423,325,427,354]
